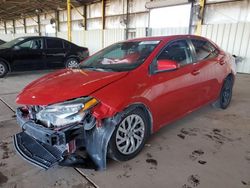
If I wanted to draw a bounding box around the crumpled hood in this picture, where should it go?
[16,69,128,105]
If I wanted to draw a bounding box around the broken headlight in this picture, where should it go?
[36,97,98,127]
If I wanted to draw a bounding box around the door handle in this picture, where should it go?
[218,58,226,65]
[191,69,200,76]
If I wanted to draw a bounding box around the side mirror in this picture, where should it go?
[156,59,179,72]
[13,45,21,50]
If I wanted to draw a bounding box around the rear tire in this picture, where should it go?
[0,61,8,78]
[65,58,79,68]
[108,108,150,161]
[213,75,233,109]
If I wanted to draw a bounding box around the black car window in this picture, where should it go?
[46,39,63,49]
[18,39,43,49]
[191,39,218,61]
[157,40,192,66]
[64,41,71,49]
[19,40,32,48]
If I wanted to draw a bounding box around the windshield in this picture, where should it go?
[0,37,25,49]
[80,40,160,72]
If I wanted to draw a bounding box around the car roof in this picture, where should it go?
[16,36,68,41]
[126,34,209,43]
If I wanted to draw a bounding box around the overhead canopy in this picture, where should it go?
[0,0,100,22]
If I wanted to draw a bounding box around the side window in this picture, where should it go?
[19,40,32,48]
[19,39,43,49]
[64,41,71,49]
[157,40,192,66]
[46,39,63,49]
[191,39,218,61]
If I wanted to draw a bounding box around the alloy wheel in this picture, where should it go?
[67,60,79,68]
[115,114,145,155]
[0,63,6,76]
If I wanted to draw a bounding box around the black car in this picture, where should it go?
[0,36,89,78]
[0,39,5,45]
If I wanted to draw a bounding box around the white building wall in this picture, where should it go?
[104,28,125,47]
[204,0,250,24]
[106,0,125,16]
[202,23,250,74]
[106,16,126,29]
[203,0,250,73]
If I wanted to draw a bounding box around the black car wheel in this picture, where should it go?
[219,76,233,109]
[108,108,150,161]
[65,58,79,68]
[0,61,8,78]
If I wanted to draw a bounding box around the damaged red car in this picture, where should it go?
[13,35,236,170]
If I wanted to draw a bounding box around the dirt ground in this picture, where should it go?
[0,71,250,188]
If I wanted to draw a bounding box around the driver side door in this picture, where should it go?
[149,39,202,129]
[11,38,45,71]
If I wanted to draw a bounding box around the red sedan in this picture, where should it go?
[14,35,236,170]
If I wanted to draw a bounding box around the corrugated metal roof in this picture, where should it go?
[0,0,100,22]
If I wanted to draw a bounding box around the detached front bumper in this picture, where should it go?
[14,132,64,169]
[14,107,78,169]
[13,107,118,170]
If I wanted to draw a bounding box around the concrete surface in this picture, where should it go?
[0,71,250,188]
[79,74,250,188]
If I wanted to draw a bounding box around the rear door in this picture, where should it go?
[44,38,66,69]
[189,38,221,104]
[149,39,202,128]
[11,38,45,71]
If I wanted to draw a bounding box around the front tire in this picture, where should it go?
[65,58,79,68]
[108,108,150,161]
[0,61,8,78]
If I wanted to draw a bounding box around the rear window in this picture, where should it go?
[46,39,63,49]
[191,39,218,61]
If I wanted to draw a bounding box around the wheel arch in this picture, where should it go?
[0,57,11,72]
[65,55,80,62]
[122,103,154,135]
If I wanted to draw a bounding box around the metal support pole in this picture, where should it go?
[37,15,41,36]
[12,20,16,34]
[24,19,27,33]
[56,11,60,33]
[125,0,129,39]
[101,0,106,48]
[4,21,7,34]
[188,1,194,34]
[102,0,106,30]
[195,0,205,35]
[67,0,72,41]
[84,5,87,30]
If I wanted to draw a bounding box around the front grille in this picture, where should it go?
[14,132,64,169]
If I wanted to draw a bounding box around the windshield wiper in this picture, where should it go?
[81,66,114,72]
